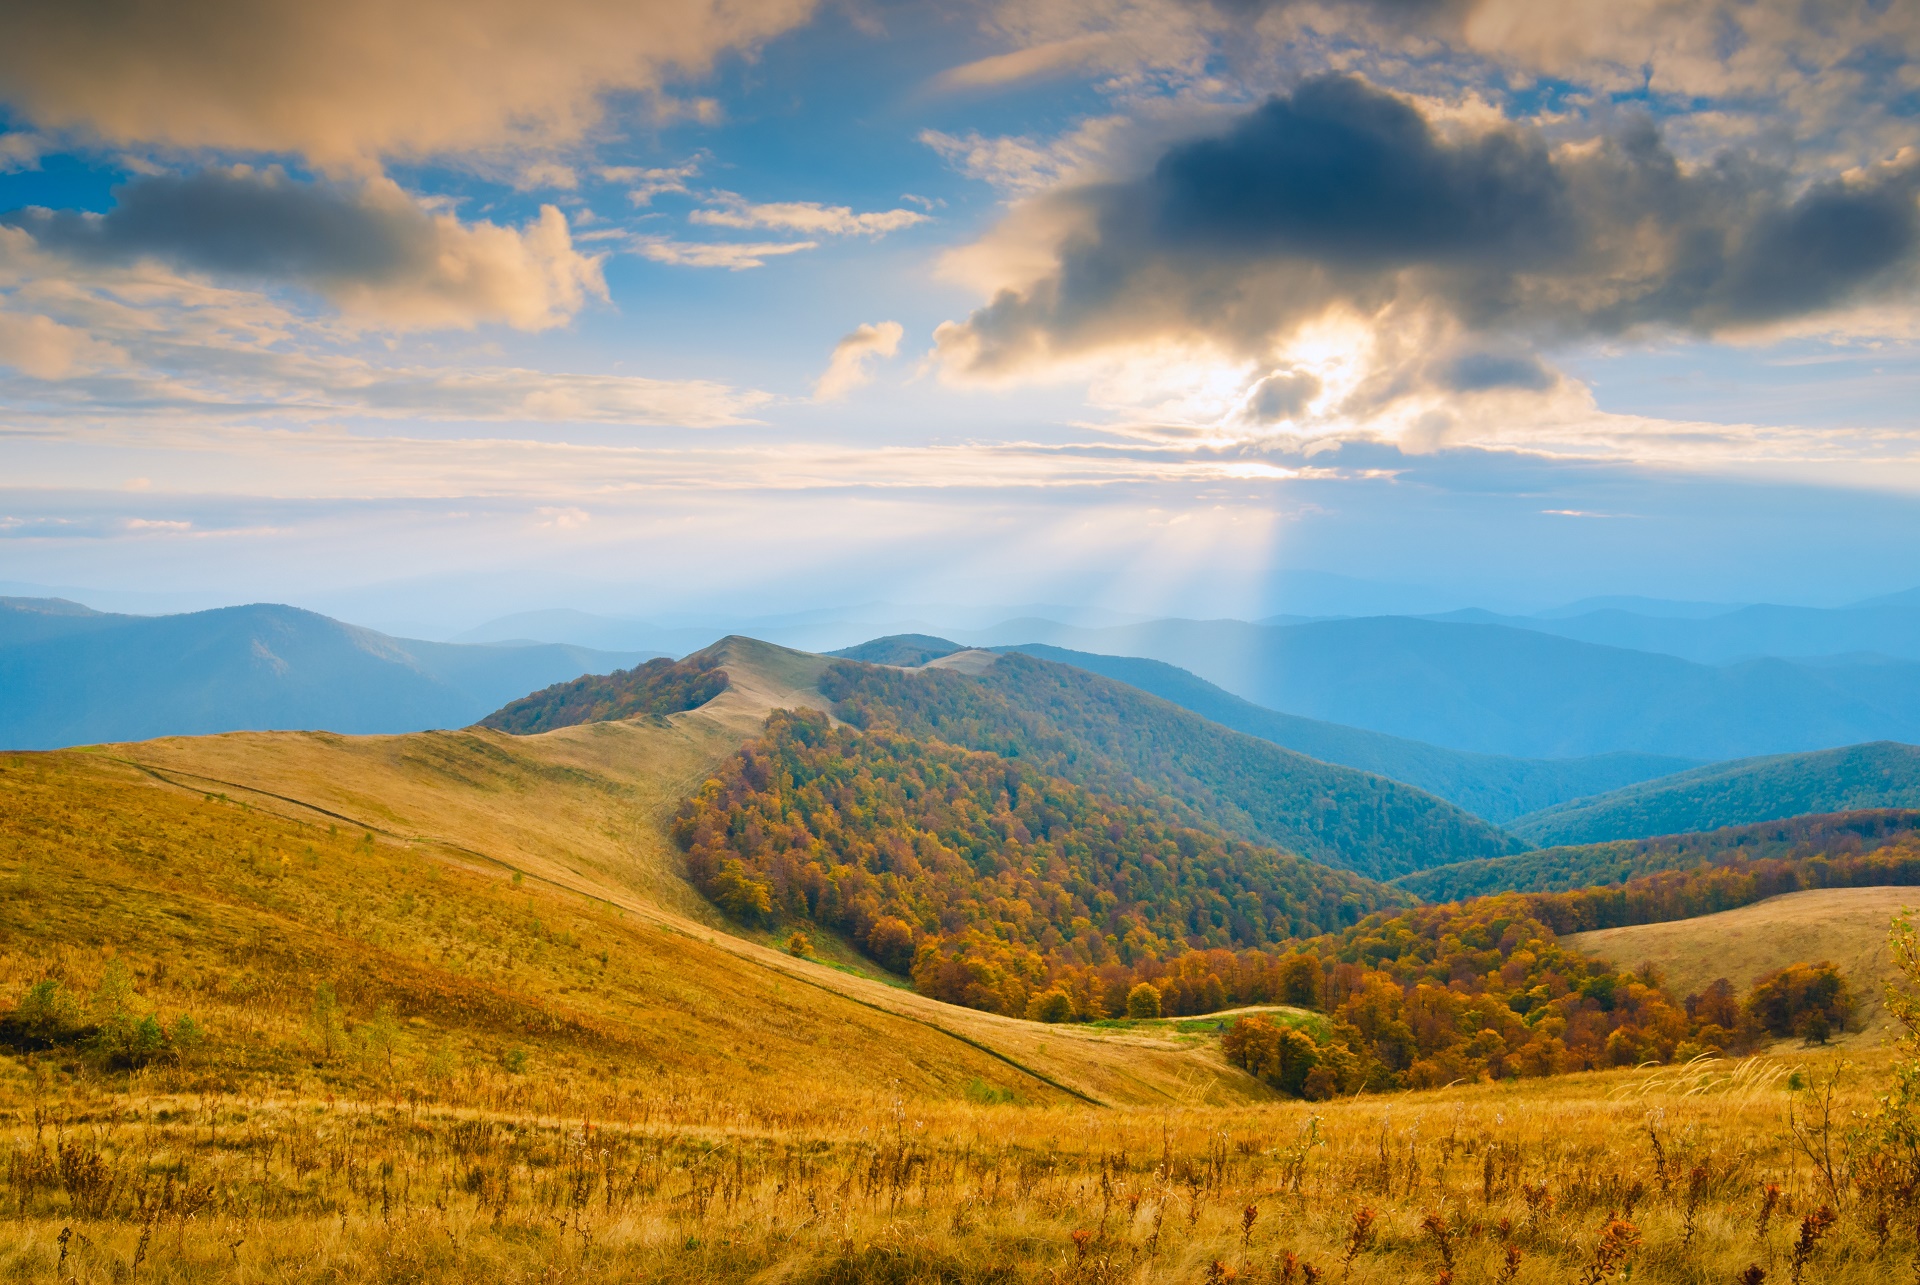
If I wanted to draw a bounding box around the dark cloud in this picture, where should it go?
[941,75,1920,374]
[1442,353,1554,393]
[11,169,423,281]
[4,168,603,329]
[1245,368,1321,419]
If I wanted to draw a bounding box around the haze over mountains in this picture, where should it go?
[0,597,653,749]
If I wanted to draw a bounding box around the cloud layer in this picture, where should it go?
[937,76,1920,400]
[0,0,819,166]
[7,169,605,330]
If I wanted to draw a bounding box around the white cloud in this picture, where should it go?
[630,235,819,270]
[600,160,703,206]
[0,310,125,379]
[690,193,929,237]
[814,321,904,401]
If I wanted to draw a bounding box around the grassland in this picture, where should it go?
[9,635,1920,1282]
[1564,885,1920,1037]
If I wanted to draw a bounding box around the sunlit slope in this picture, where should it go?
[1563,886,1920,1037]
[91,637,1266,1106]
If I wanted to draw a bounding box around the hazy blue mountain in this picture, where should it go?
[974,615,1920,760]
[827,634,966,666]
[998,642,1694,824]
[1506,742,1920,847]
[0,597,653,749]
[1429,588,1920,663]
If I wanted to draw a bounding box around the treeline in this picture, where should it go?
[481,656,727,734]
[1502,838,1920,935]
[1399,808,1920,901]
[670,709,1402,1018]
[822,654,1519,881]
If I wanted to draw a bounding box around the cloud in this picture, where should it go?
[936,76,1920,386]
[601,160,704,205]
[0,311,124,379]
[690,194,929,237]
[0,0,821,167]
[631,236,819,270]
[814,321,904,400]
[6,167,605,330]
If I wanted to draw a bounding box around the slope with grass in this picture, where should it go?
[1564,886,1919,1036]
[820,649,1521,880]
[94,636,1273,1107]
[1508,741,1920,846]
[0,597,653,749]
[480,654,728,733]
[1000,641,1695,823]
[1399,809,1920,901]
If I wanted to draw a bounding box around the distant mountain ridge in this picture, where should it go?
[1506,741,1920,846]
[996,642,1695,824]
[0,597,655,749]
[969,615,1920,760]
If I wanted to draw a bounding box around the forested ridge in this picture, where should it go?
[821,653,1521,880]
[481,655,727,734]
[1400,808,1920,901]
[671,708,1403,1018]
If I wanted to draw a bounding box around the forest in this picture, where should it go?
[481,655,728,734]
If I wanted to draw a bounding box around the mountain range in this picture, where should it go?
[0,597,653,749]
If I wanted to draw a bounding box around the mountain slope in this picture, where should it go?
[0,597,654,749]
[819,649,1523,880]
[1001,642,1694,823]
[1508,742,1920,846]
[979,615,1920,759]
[1398,808,1920,901]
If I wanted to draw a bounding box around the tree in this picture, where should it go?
[1026,989,1074,1023]
[309,982,344,1058]
[1126,982,1163,1019]
[709,859,773,925]
[786,931,813,957]
[865,917,916,972]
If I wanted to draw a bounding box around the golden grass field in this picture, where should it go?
[1566,885,1920,1038]
[4,636,1918,1282]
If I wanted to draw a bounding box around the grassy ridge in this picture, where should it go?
[1509,740,1920,846]
[821,651,1522,880]
[0,751,1058,1110]
[1399,808,1920,901]
[480,654,728,733]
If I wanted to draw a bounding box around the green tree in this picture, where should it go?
[1126,982,1163,1019]
[309,982,344,1058]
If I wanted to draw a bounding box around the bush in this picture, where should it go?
[709,859,774,924]
[1,980,86,1050]
[1745,962,1853,1040]
[786,931,813,957]
[1025,990,1073,1023]
[1126,982,1162,1019]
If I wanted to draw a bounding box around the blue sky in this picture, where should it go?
[1,1,1918,635]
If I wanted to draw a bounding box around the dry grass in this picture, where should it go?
[1565,886,1920,1037]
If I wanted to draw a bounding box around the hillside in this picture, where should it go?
[977,614,1920,759]
[828,633,965,666]
[1001,642,1695,823]
[1400,809,1920,901]
[1508,741,1920,846]
[819,649,1523,880]
[94,635,1270,1106]
[0,597,654,749]
[480,654,728,733]
[1565,886,1918,1036]
[675,707,1404,1018]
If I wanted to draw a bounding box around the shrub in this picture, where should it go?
[786,931,813,957]
[1126,982,1163,1019]
[1026,989,1073,1023]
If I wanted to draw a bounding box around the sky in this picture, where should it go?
[1,0,1919,636]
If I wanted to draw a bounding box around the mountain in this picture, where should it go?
[816,648,1523,880]
[1430,588,1920,663]
[829,633,966,666]
[972,615,1920,760]
[0,597,656,749]
[1398,808,1920,901]
[999,642,1694,823]
[1506,742,1920,847]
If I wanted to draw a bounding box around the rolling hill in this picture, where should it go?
[85,635,1276,1106]
[0,597,656,750]
[1507,741,1920,847]
[1399,808,1920,901]
[972,614,1920,760]
[1564,887,1918,1036]
[996,641,1695,823]
[817,648,1523,880]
